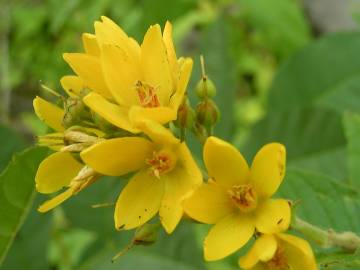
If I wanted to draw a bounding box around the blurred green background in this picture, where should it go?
[1,0,360,269]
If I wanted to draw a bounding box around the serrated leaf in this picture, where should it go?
[0,147,48,266]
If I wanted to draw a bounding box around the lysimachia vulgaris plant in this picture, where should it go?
[34,16,360,269]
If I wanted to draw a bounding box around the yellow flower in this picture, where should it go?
[63,16,193,133]
[80,120,202,234]
[33,96,100,212]
[239,233,317,270]
[183,137,290,261]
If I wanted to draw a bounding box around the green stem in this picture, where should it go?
[292,216,360,252]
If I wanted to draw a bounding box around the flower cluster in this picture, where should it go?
[33,17,317,269]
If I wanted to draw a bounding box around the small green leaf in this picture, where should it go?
[0,147,48,266]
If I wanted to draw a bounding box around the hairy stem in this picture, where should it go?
[292,216,360,252]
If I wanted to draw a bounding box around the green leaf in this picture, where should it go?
[278,169,360,233]
[343,112,360,189]
[0,125,26,172]
[318,249,360,269]
[0,147,48,266]
[268,32,360,112]
[239,0,310,59]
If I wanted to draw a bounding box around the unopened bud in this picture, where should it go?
[62,97,91,128]
[196,76,216,99]
[174,98,195,129]
[133,223,161,246]
[195,99,220,129]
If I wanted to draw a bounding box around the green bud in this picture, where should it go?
[174,98,195,130]
[195,99,220,129]
[195,76,216,99]
[62,97,90,128]
[133,223,161,246]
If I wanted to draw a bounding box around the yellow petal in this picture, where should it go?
[204,136,250,188]
[254,199,291,234]
[114,169,164,230]
[183,182,235,224]
[163,21,179,83]
[96,16,140,63]
[82,33,100,56]
[239,234,278,269]
[63,53,112,98]
[141,24,173,106]
[100,44,140,106]
[250,143,286,198]
[33,96,64,132]
[135,119,179,145]
[38,186,75,213]
[60,75,84,97]
[277,233,317,270]
[169,58,193,111]
[81,137,154,176]
[204,214,254,261]
[129,105,177,126]
[35,152,83,194]
[83,92,139,133]
[159,143,202,233]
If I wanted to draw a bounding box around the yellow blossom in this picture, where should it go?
[80,120,202,234]
[183,137,290,261]
[63,16,193,133]
[239,233,317,270]
[33,96,101,212]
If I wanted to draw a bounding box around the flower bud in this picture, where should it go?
[174,98,195,130]
[133,223,161,246]
[195,76,217,99]
[62,97,90,128]
[195,99,220,130]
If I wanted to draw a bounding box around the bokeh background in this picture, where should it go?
[1,0,360,269]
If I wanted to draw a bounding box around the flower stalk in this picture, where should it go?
[292,216,360,252]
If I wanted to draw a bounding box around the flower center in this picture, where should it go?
[146,148,177,178]
[135,80,160,108]
[227,184,258,212]
[265,246,289,270]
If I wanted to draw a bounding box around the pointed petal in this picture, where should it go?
[80,137,154,176]
[163,21,179,83]
[33,96,64,132]
[115,170,164,230]
[100,44,140,106]
[129,105,177,126]
[141,24,173,106]
[169,58,193,111]
[95,16,140,63]
[82,33,100,56]
[135,119,179,145]
[38,186,75,213]
[204,136,250,188]
[63,53,112,98]
[204,214,254,261]
[83,92,139,133]
[159,143,202,233]
[60,75,84,97]
[278,234,317,270]
[35,152,83,194]
[183,182,235,224]
[239,234,278,269]
[250,143,286,198]
[254,199,291,234]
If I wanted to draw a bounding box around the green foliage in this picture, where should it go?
[2,0,360,270]
[0,147,48,267]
